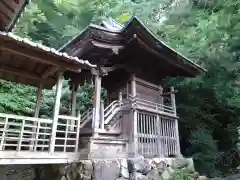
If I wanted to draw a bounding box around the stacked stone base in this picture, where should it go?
[50,156,209,180]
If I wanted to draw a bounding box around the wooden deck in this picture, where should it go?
[0,93,180,164]
[0,151,85,164]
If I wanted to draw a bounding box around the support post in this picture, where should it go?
[70,83,77,131]
[49,71,63,153]
[92,74,102,134]
[156,85,163,156]
[132,109,138,156]
[100,101,105,129]
[71,83,77,117]
[34,83,43,118]
[30,83,43,150]
[170,87,181,156]
[131,74,136,97]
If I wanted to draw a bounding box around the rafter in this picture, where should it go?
[42,66,59,79]
[0,44,82,73]
[0,63,41,81]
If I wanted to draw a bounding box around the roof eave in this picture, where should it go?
[5,0,29,32]
[122,16,206,76]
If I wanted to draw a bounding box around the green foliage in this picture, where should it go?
[0,80,36,116]
[171,169,195,180]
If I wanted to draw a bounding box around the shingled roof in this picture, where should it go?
[0,31,96,88]
[60,16,206,81]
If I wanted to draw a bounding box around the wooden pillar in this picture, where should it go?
[100,101,105,129]
[34,83,43,118]
[71,83,77,117]
[49,71,63,153]
[156,85,163,156]
[131,74,136,97]
[92,74,102,131]
[130,74,137,156]
[170,86,181,156]
[132,109,138,156]
[30,83,43,151]
[69,83,77,131]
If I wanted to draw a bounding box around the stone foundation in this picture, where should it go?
[52,156,208,180]
[0,156,210,180]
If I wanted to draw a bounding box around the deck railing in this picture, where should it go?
[134,97,175,115]
[0,113,81,153]
[0,113,52,151]
[136,110,179,157]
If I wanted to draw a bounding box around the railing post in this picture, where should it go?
[170,87,176,116]
[118,92,123,102]
[170,87,181,156]
[100,101,105,129]
[49,71,63,153]
[0,117,8,150]
[75,112,81,152]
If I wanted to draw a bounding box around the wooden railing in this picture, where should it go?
[79,109,92,128]
[54,115,81,152]
[128,93,176,116]
[136,110,179,157]
[0,113,81,153]
[0,113,52,151]
[104,100,121,124]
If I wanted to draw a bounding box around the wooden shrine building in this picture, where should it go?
[0,0,205,164]
[60,17,206,158]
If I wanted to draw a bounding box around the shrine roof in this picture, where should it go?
[60,16,206,79]
[0,31,96,89]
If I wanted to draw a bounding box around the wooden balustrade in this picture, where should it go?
[135,110,180,158]
[0,113,81,153]
[0,113,52,151]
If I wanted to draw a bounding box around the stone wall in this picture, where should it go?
[0,156,211,180]
[0,165,36,180]
[53,156,209,180]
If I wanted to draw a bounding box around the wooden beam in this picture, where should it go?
[0,63,41,81]
[91,40,123,54]
[135,77,161,91]
[0,151,82,165]
[42,66,59,79]
[0,63,56,83]
[0,44,82,73]
[161,90,179,96]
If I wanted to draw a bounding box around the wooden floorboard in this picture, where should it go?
[0,151,89,164]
